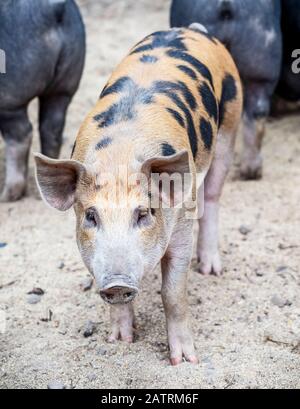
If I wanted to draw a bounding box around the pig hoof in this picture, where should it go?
[240,161,263,180]
[197,252,222,276]
[168,330,197,366]
[170,355,198,366]
[0,183,26,202]
[108,327,134,343]
[240,167,263,180]
[109,304,135,344]
[108,334,133,343]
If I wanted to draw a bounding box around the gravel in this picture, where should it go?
[47,381,66,390]
[80,277,93,292]
[83,321,96,338]
[27,294,42,305]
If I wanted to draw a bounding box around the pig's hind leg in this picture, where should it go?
[197,100,241,275]
[0,108,32,202]
[39,94,72,159]
[196,132,235,275]
[240,83,271,180]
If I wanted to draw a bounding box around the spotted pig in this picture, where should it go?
[35,27,242,365]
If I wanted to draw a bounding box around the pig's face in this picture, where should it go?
[74,182,165,304]
[34,150,191,304]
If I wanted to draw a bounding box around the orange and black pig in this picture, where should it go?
[35,25,242,365]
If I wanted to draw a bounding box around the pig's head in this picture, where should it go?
[34,149,192,305]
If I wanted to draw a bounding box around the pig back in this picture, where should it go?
[0,0,85,110]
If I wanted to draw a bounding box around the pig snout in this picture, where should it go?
[100,286,138,304]
[99,278,138,305]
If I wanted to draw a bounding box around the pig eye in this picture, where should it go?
[85,208,98,228]
[136,207,150,226]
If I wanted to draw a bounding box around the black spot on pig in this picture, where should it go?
[154,83,198,157]
[95,78,154,128]
[177,81,197,111]
[166,108,185,128]
[166,49,214,90]
[177,65,197,81]
[199,82,219,124]
[200,118,213,150]
[168,37,188,51]
[96,137,112,150]
[219,74,237,126]
[161,143,176,156]
[132,44,154,54]
[140,55,158,64]
[131,30,187,54]
[100,76,133,98]
[94,104,128,128]
[154,80,196,111]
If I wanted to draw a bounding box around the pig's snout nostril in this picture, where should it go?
[100,285,138,305]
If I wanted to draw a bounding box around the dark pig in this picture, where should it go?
[0,0,85,201]
[171,0,282,179]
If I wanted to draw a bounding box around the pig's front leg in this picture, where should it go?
[108,303,135,343]
[161,220,197,366]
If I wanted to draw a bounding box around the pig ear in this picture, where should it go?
[34,153,86,211]
[141,150,192,207]
[141,150,190,176]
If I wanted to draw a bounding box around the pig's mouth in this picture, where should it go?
[99,284,138,305]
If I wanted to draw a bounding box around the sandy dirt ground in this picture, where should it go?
[0,0,300,389]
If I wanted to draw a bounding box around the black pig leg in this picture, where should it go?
[240,83,271,180]
[39,94,72,159]
[0,109,32,202]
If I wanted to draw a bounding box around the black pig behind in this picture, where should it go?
[171,0,282,179]
[0,0,85,202]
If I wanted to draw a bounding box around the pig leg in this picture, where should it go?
[240,114,266,180]
[108,303,135,343]
[197,130,236,275]
[240,83,270,180]
[161,218,197,365]
[0,109,32,202]
[39,94,72,159]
